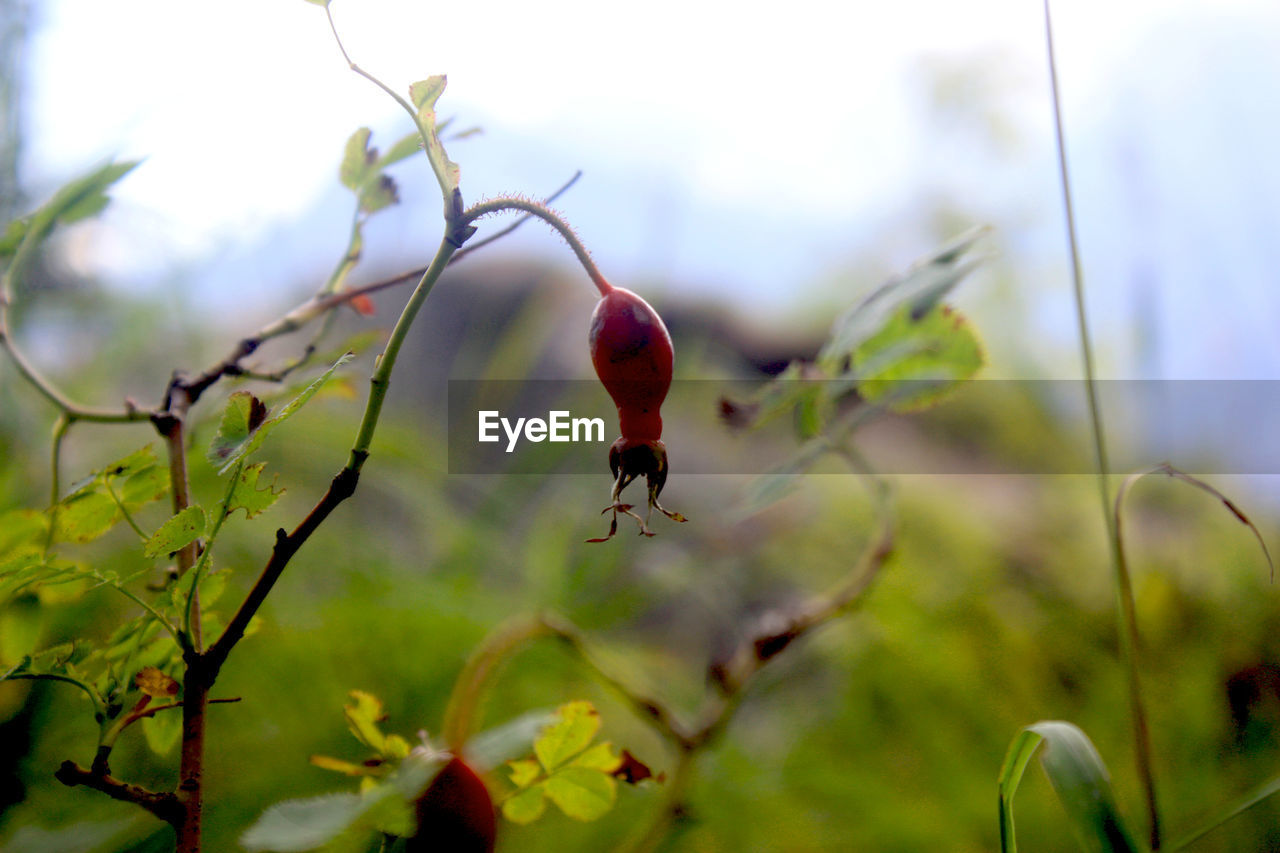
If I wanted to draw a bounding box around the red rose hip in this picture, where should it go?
[586,283,686,541]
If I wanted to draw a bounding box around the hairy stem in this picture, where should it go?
[463,198,611,296]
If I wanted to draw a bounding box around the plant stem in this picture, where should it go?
[348,236,457,467]
[1043,1,1160,847]
[207,236,458,681]
[463,198,611,296]
[176,676,208,853]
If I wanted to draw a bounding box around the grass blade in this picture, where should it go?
[998,721,1141,853]
[1169,774,1280,850]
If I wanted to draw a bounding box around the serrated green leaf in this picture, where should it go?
[544,765,616,821]
[508,758,541,789]
[534,701,600,773]
[215,354,353,475]
[339,127,374,191]
[241,793,365,852]
[502,783,547,825]
[467,708,558,772]
[998,721,1138,853]
[141,705,182,756]
[409,77,447,112]
[344,690,387,753]
[228,462,283,519]
[854,304,984,413]
[208,391,269,468]
[819,226,987,371]
[120,465,169,509]
[55,491,119,543]
[101,444,158,480]
[143,506,205,558]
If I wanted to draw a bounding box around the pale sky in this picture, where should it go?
[17,0,1280,379]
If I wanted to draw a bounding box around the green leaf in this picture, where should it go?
[998,720,1139,853]
[302,0,330,6]
[357,174,399,215]
[208,391,269,468]
[213,354,353,475]
[534,701,600,773]
[143,506,206,559]
[119,465,169,509]
[0,216,28,258]
[0,594,44,663]
[502,783,547,825]
[102,444,159,480]
[544,765,616,822]
[467,708,558,771]
[819,226,987,372]
[141,706,182,756]
[571,741,621,773]
[241,793,365,852]
[0,510,48,559]
[310,754,379,777]
[35,160,140,230]
[1171,774,1280,850]
[228,463,283,519]
[339,127,374,191]
[406,76,462,197]
[377,132,423,170]
[507,758,541,789]
[409,77,447,112]
[344,690,387,753]
[854,303,984,413]
[55,491,119,543]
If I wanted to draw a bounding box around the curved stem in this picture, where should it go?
[441,616,553,750]
[463,198,611,296]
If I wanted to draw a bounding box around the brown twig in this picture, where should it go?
[55,761,183,826]
[204,460,365,681]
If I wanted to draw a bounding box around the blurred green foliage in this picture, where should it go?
[1,256,1278,852]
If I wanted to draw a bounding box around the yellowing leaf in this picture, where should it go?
[543,766,616,821]
[344,690,387,753]
[854,304,984,413]
[507,758,541,789]
[534,701,600,773]
[310,754,381,777]
[571,741,621,773]
[382,734,411,761]
[501,783,547,825]
[134,665,178,698]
